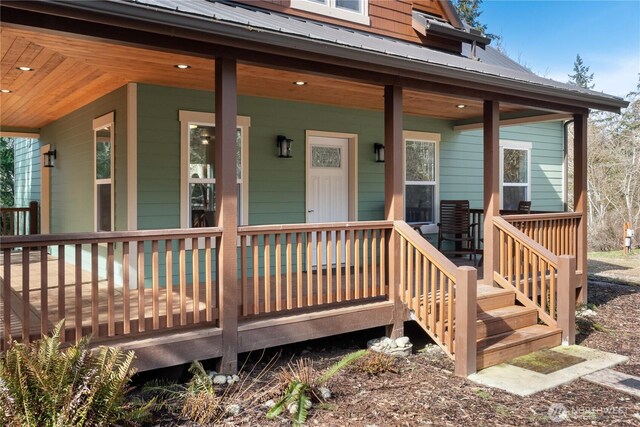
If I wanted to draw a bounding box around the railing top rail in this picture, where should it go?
[493,217,559,266]
[238,220,394,235]
[0,226,223,249]
[394,220,459,281]
[503,212,582,221]
[0,207,30,213]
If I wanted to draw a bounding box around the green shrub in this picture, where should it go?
[0,321,149,427]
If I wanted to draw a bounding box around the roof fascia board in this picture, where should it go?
[412,15,489,47]
[1,1,627,113]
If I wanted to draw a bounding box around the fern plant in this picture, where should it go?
[0,320,150,427]
[267,349,366,426]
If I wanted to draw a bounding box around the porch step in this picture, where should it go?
[477,285,515,312]
[476,324,561,370]
[476,306,538,339]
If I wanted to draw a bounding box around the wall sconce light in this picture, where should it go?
[374,143,385,163]
[201,135,210,145]
[43,149,57,168]
[277,135,293,158]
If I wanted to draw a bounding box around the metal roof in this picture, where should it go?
[91,0,626,109]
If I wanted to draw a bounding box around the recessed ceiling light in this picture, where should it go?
[1,89,12,93]
[174,64,191,69]
[293,81,307,86]
[17,66,34,71]
[457,104,466,109]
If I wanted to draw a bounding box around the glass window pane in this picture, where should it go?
[336,0,361,12]
[96,128,111,179]
[190,183,215,227]
[406,140,435,182]
[503,148,528,183]
[503,186,527,211]
[97,183,111,231]
[311,146,341,168]
[190,125,215,179]
[405,185,435,223]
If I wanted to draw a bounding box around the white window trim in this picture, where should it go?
[179,111,250,231]
[290,0,370,25]
[93,112,115,232]
[499,140,532,210]
[403,130,440,234]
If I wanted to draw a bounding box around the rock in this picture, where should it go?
[263,399,276,409]
[207,370,217,379]
[318,387,332,399]
[232,374,240,382]
[287,402,298,414]
[395,336,410,347]
[578,308,597,317]
[226,404,241,416]
[213,374,227,385]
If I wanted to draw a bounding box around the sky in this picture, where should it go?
[480,0,640,98]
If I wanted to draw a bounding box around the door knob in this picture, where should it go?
[307,210,314,213]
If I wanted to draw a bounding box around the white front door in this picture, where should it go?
[307,136,349,266]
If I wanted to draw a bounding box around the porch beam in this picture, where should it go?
[483,100,500,279]
[573,112,588,303]
[384,85,404,339]
[215,56,239,373]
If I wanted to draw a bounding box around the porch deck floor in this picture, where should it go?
[0,251,403,344]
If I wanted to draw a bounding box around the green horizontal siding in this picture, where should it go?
[13,137,41,207]
[136,84,565,231]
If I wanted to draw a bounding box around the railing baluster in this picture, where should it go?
[58,245,66,339]
[75,244,82,341]
[253,235,260,314]
[123,242,130,334]
[107,242,115,336]
[380,231,386,296]
[306,232,313,306]
[179,239,186,326]
[447,277,454,351]
[363,229,369,299]
[192,238,200,324]
[421,258,428,325]
[414,253,421,315]
[316,232,323,304]
[264,234,271,313]
[407,242,413,307]
[354,230,360,300]
[205,237,212,322]
[371,229,378,297]
[275,234,282,311]
[241,235,248,317]
[152,240,160,330]
[335,231,342,302]
[40,246,48,338]
[138,241,146,332]
[91,243,99,336]
[345,230,352,301]
[430,263,437,332]
[3,249,11,350]
[165,239,173,328]
[296,233,303,308]
[439,271,445,342]
[286,233,293,309]
[326,231,333,304]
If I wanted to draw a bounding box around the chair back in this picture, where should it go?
[439,200,470,235]
[517,200,532,214]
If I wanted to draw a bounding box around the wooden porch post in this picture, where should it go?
[215,57,239,373]
[483,100,500,281]
[454,266,477,376]
[573,112,588,303]
[557,255,577,345]
[384,84,404,339]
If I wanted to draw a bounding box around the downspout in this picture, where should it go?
[563,119,574,212]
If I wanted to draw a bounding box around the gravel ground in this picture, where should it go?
[142,278,640,426]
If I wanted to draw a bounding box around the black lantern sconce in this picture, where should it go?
[374,143,385,163]
[277,135,293,158]
[43,149,57,168]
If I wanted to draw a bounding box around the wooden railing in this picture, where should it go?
[0,227,221,350]
[394,221,477,375]
[469,208,484,254]
[1,201,39,236]
[237,221,393,317]
[503,212,581,259]
[493,217,575,344]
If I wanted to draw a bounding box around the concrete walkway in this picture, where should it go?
[468,345,629,396]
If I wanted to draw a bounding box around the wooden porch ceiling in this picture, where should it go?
[1,25,525,130]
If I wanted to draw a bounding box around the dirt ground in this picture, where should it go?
[140,269,640,426]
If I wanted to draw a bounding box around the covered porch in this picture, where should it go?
[0,0,623,376]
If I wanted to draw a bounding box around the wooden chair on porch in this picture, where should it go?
[437,200,478,266]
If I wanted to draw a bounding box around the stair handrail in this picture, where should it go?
[393,221,477,376]
[492,217,576,344]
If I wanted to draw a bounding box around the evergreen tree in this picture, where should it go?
[568,54,595,89]
[453,0,501,42]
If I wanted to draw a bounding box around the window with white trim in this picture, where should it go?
[404,131,440,233]
[290,0,370,25]
[93,112,114,232]
[500,140,531,211]
[179,111,250,228]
